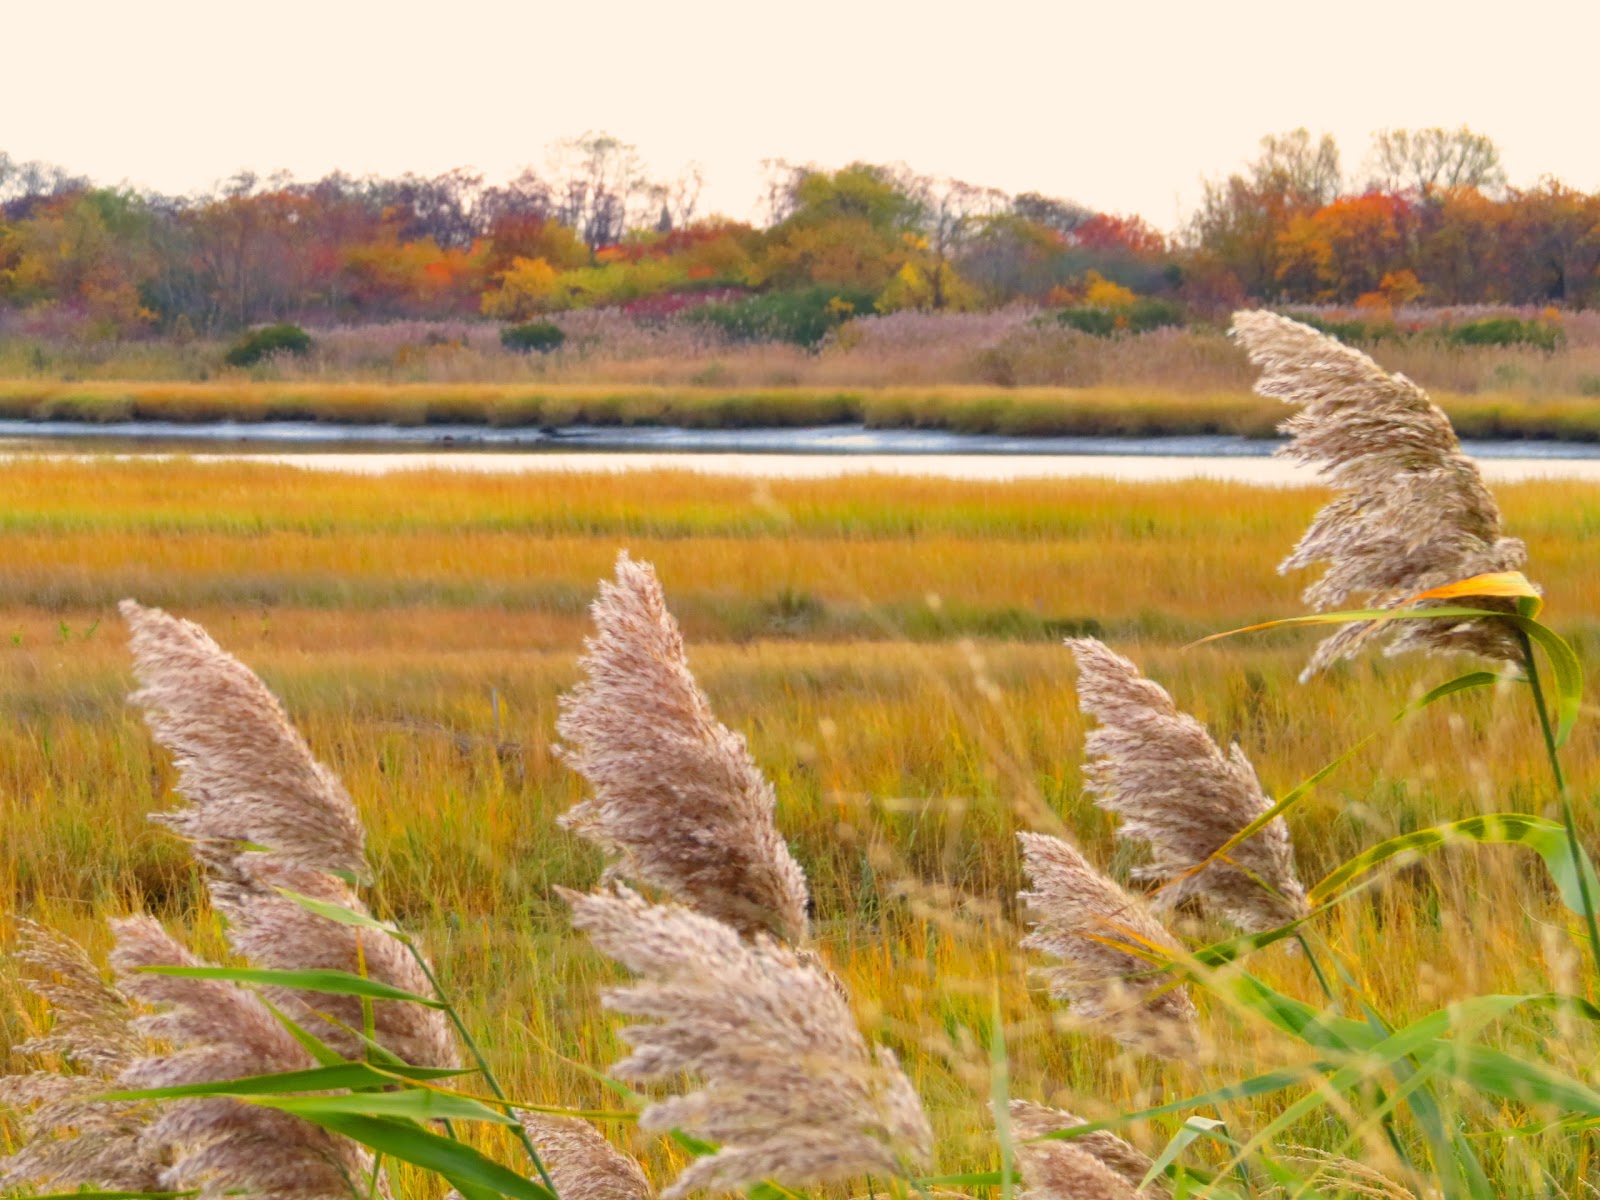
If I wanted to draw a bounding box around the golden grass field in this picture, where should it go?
[2,459,1598,1193]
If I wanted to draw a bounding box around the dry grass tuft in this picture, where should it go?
[1272,1147,1419,1199]
[1017,833,1200,1058]
[564,885,932,1198]
[1069,638,1306,934]
[1231,310,1532,677]
[557,552,811,943]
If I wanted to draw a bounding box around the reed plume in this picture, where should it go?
[564,885,932,1197]
[520,1112,655,1200]
[1014,1134,1140,1200]
[1230,310,1531,677]
[1017,833,1199,1057]
[0,921,162,1191]
[207,855,459,1068]
[1068,638,1307,934]
[122,599,458,1069]
[1008,1100,1166,1199]
[121,599,367,877]
[557,552,810,943]
[110,914,377,1198]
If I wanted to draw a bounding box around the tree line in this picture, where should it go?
[1,126,1596,340]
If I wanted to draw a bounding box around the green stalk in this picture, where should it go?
[1516,627,1600,985]
[406,943,559,1196]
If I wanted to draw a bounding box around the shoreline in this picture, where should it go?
[3,380,1600,442]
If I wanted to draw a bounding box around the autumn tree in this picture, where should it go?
[1371,126,1506,197]
[548,132,648,251]
[1190,129,1342,296]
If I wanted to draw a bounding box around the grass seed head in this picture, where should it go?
[207,855,459,1069]
[1016,1136,1142,1200]
[1017,832,1200,1058]
[557,552,811,943]
[120,599,368,879]
[1068,638,1307,934]
[0,922,162,1192]
[520,1112,655,1200]
[1008,1100,1167,1199]
[109,914,377,1199]
[1230,311,1532,677]
[564,885,932,1198]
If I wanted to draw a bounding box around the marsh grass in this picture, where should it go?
[6,378,1600,441]
[1,461,1599,1193]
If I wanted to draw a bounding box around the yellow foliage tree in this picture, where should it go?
[1081,269,1137,309]
[875,263,934,312]
[481,256,561,320]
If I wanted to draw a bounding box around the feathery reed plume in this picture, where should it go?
[1017,833,1199,1057]
[110,914,376,1199]
[1068,638,1307,934]
[207,855,459,1068]
[564,885,932,1198]
[120,599,366,878]
[557,552,810,943]
[1230,310,1532,677]
[1008,1101,1166,1199]
[0,921,162,1191]
[121,599,458,1069]
[1014,1135,1140,1200]
[520,1112,655,1200]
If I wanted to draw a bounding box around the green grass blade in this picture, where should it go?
[252,1089,519,1126]
[1397,670,1507,717]
[282,1111,554,1200]
[1310,814,1600,916]
[273,886,412,943]
[98,1061,465,1101]
[990,988,1014,1200]
[136,964,445,1008]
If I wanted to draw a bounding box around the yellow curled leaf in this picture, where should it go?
[1406,570,1542,617]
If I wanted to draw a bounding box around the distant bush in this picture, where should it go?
[1444,316,1563,351]
[1285,312,1402,344]
[224,324,313,367]
[688,286,877,347]
[499,322,567,354]
[1055,298,1184,336]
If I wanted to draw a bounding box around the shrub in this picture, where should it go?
[688,286,878,347]
[1285,312,1402,344]
[223,323,313,367]
[1445,315,1563,351]
[1055,297,1184,336]
[499,321,567,354]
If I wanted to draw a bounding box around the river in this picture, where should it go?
[3,421,1600,483]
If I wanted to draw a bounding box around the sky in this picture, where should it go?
[7,0,1599,233]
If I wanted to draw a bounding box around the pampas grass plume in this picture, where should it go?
[1017,833,1199,1058]
[565,885,932,1197]
[1068,638,1307,934]
[1230,310,1532,677]
[521,1112,655,1200]
[557,553,810,943]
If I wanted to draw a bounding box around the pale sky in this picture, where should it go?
[7,0,1598,233]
